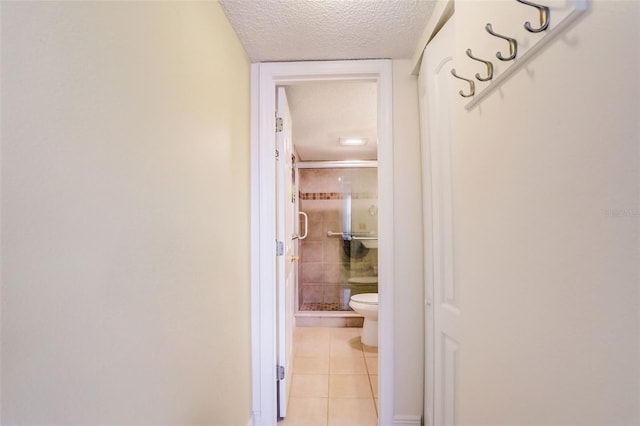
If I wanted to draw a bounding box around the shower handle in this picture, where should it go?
[299,212,308,240]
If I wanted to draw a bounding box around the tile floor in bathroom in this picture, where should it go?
[279,326,378,426]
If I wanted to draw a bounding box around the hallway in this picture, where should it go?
[280,327,378,426]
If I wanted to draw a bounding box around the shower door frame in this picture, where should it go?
[250,60,394,426]
[295,160,378,315]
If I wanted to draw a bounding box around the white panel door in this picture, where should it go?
[419,17,460,426]
[276,86,295,419]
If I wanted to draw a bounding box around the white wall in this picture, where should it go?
[451,1,640,424]
[1,2,252,424]
[392,59,425,422]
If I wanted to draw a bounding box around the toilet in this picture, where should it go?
[349,292,379,347]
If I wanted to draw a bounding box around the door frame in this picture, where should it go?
[250,60,394,426]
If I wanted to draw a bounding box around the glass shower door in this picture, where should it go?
[340,168,378,309]
[297,166,378,312]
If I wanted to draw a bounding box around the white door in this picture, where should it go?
[276,86,296,419]
[418,17,460,426]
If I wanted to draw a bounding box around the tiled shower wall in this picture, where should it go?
[298,168,378,311]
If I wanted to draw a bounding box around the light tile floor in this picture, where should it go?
[279,327,378,426]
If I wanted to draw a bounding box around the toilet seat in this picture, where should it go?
[350,293,378,305]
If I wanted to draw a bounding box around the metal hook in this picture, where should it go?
[450,69,475,98]
[465,49,494,81]
[516,0,550,33]
[485,23,518,61]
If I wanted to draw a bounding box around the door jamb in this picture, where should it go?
[250,60,394,426]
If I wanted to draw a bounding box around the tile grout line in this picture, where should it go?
[325,389,330,426]
[362,341,379,418]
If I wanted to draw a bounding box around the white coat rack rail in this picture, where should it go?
[451,0,588,110]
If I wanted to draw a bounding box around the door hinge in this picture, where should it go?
[275,117,283,132]
[276,241,284,256]
[275,149,279,159]
[277,365,285,381]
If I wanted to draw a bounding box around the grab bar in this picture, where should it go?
[327,231,377,240]
[327,231,346,237]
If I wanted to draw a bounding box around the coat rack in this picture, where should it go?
[452,0,588,110]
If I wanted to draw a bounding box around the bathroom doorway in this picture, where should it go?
[250,60,394,426]
[284,79,378,324]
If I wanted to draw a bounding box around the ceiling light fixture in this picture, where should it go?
[339,137,367,146]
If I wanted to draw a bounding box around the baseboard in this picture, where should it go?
[394,414,422,426]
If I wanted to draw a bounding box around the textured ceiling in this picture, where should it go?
[219,0,437,62]
[285,81,377,161]
[219,0,436,161]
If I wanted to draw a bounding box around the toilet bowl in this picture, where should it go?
[349,292,379,347]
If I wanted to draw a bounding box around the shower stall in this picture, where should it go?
[296,163,378,315]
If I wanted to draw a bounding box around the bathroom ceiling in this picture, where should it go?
[218,0,437,62]
[285,81,377,161]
